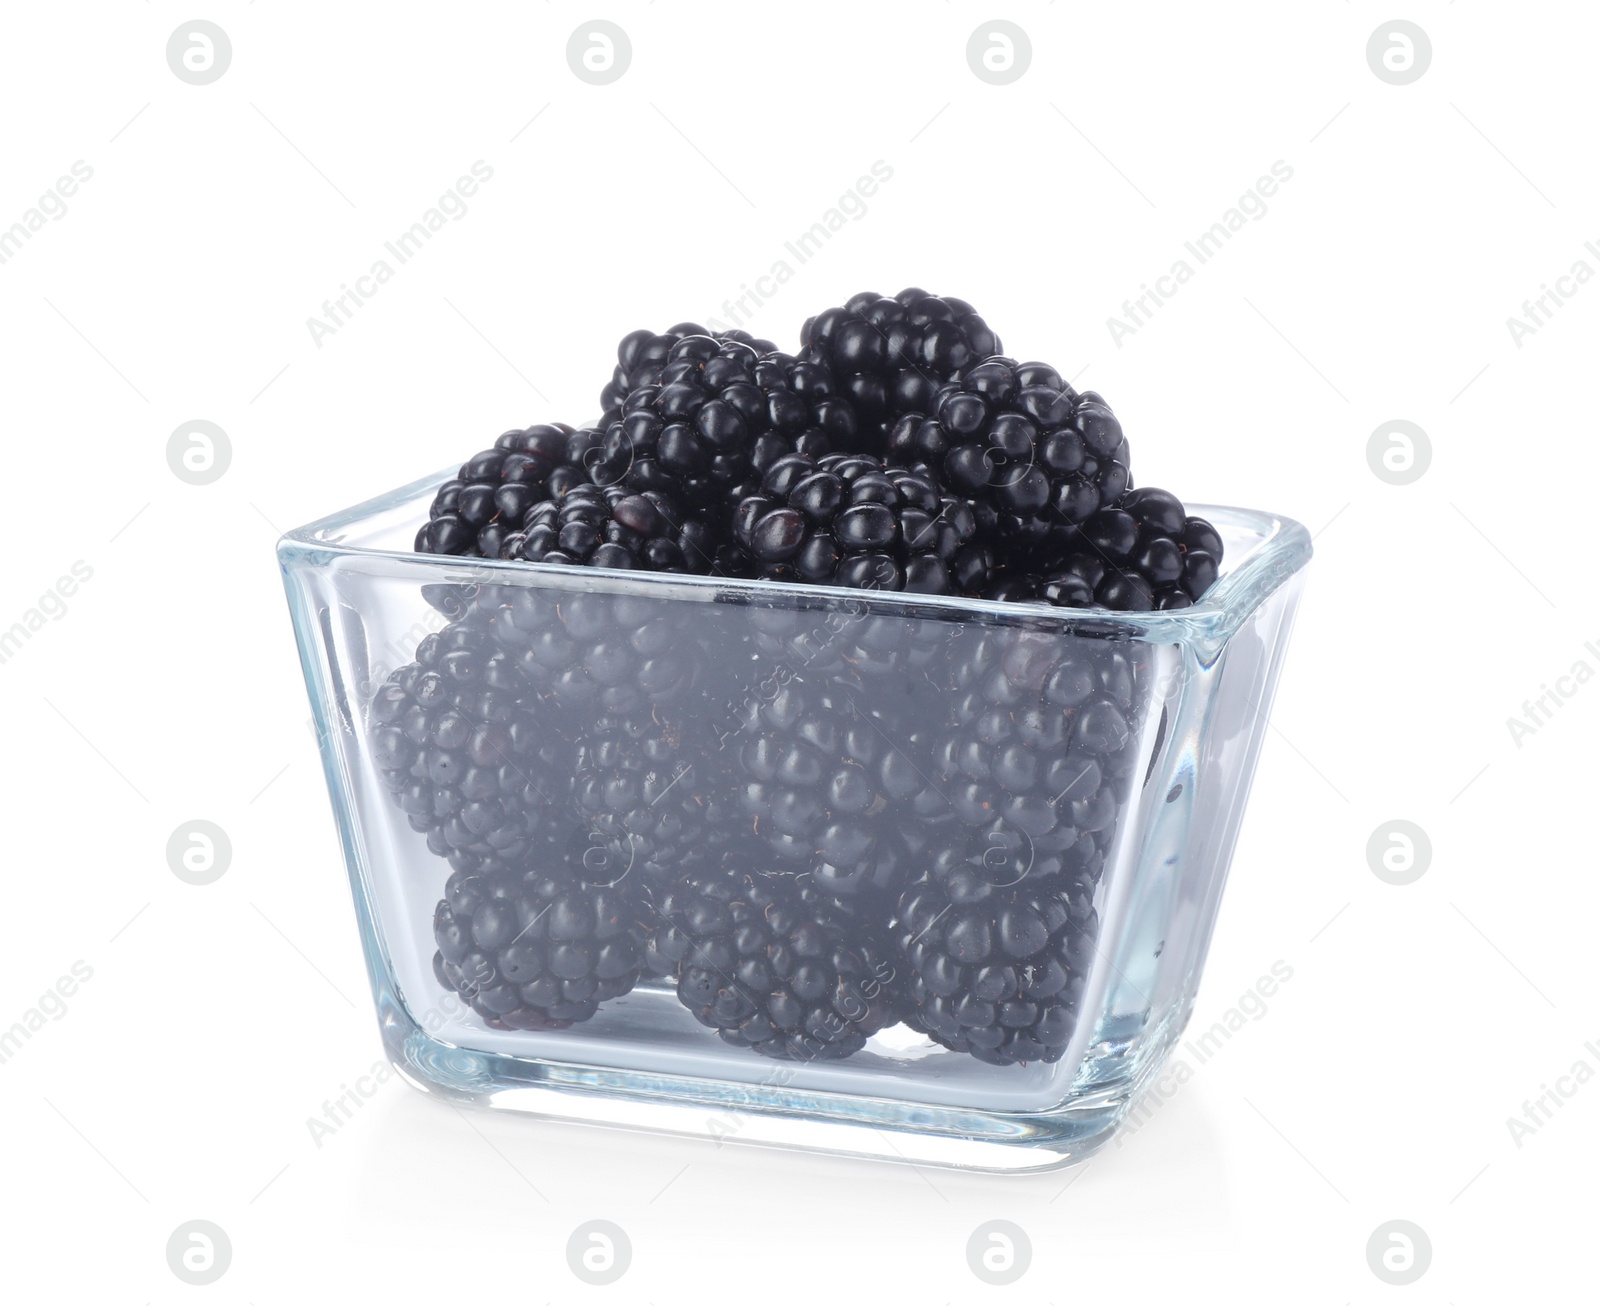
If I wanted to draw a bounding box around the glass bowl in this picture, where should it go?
[278,468,1310,1172]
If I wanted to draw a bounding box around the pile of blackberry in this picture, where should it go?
[378,293,1223,1064]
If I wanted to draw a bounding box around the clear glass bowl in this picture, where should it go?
[278,469,1309,1172]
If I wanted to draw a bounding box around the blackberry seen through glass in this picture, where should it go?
[896,873,1096,1065]
[368,620,571,875]
[432,834,650,1030]
[646,862,902,1060]
[730,671,948,904]
[931,628,1147,886]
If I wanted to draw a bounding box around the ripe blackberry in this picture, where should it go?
[887,360,1130,546]
[589,336,862,522]
[730,672,947,903]
[800,288,1002,433]
[646,862,902,1060]
[1034,488,1224,612]
[571,707,710,892]
[600,325,777,425]
[471,585,727,884]
[477,588,700,721]
[432,832,651,1030]
[896,874,1096,1065]
[368,619,571,875]
[417,424,603,558]
[498,483,717,574]
[931,629,1148,884]
[731,453,979,595]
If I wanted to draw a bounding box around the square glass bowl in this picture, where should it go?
[279,470,1309,1172]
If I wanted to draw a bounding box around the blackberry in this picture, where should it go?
[499,482,717,575]
[800,288,1002,434]
[571,707,710,893]
[472,586,723,885]
[368,619,571,875]
[478,588,699,721]
[600,325,777,425]
[647,862,902,1060]
[1034,488,1224,612]
[930,629,1148,885]
[896,874,1096,1065]
[417,425,603,558]
[730,673,947,904]
[432,832,651,1030]
[589,336,862,524]
[887,359,1130,547]
[731,453,979,595]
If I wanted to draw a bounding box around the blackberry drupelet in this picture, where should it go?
[1035,487,1225,612]
[731,452,979,595]
[600,325,777,425]
[896,873,1096,1065]
[646,861,902,1060]
[417,424,603,558]
[731,672,947,903]
[589,336,861,528]
[368,619,571,875]
[432,831,651,1030]
[888,360,1131,548]
[800,288,1002,434]
[498,482,717,574]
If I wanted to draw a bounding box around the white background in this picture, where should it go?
[1,2,1594,1300]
